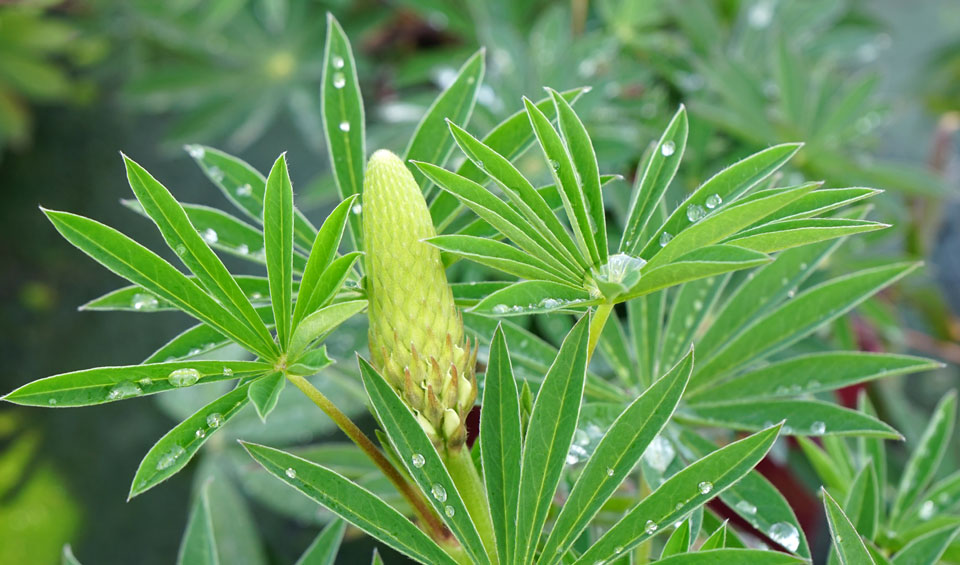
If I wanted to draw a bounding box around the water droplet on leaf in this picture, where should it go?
[339,121,351,132]
[206,413,224,428]
[131,293,159,311]
[698,481,713,494]
[169,368,201,387]
[644,520,658,534]
[659,231,673,247]
[332,72,346,88]
[686,204,706,223]
[285,467,297,479]
[156,445,186,470]
[768,522,800,552]
[431,484,447,502]
[661,141,676,157]
[412,453,425,468]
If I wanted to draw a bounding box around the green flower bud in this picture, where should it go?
[363,149,477,449]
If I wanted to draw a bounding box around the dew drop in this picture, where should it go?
[201,228,218,244]
[539,298,561,309]
[644,520,658,534]
[659,231,673,247]
[693,299,704,311]
[206,412,224,428]
[660,141,676,157]
[492,304,510,315]
[169,368,201,387]
[352,203,362,215]
[686,204,706,223]
[698,481,713,495]
[208,166,224,183]
[175,244,188,256]
[187,145,205,159]
[445,505,455,517]
[332,72,346,89]
[236,183,253,197]
[195,428,206,439]
[705,193,723,209]
[285,467,297,479]
[412,453,426,468]
[48,398,57,405]
[431,484,447,502]
[614,546,624,554]
[131,293,159,311]
[606,467,615,477]
[332,55,345,69]
[810,421,826,435]
[768,522,800,552]
[919,500,935,520]
[549,159,560,171]
[107,381,142,400]
[339,121,350,132]
[736,500,757,515]
[222,367,233,377]
[236,243,249,255]
[156,445,186,470]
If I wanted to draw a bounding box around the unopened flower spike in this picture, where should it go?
[362,149,477,450]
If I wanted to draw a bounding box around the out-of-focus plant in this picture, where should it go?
[802,391,960,563]
[118,0,339,152]
[0,0,105,157]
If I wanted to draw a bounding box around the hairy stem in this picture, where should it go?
[444,445,499,564]
[587,302,615,363]
[287,374,449,541]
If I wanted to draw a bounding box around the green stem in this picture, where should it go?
[588,302,615,363]
[287,374,449,542]
[444,445,499,564]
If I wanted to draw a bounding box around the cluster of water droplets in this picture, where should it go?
[131,293,160,311]
[492,296,587,316]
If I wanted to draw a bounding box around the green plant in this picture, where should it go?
[4,12,948,565]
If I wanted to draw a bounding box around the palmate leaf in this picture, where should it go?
[322,14,365,250]
[241,442,456,565]
[575,424,782,564]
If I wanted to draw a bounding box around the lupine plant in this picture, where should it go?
[5,13,947,565]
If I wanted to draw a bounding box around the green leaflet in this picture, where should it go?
[405,49,484,192]
[823,488,875,565]
[845,465,880,540]
[725,217,887,253]
[241,442,456,565]
[130,382,252,498]
[678,398,901,438]
[654,549,806,564]
[292,195,357,331]
[689,352,940,403]
[660,519,691,557]
[480,326,522,565]
[575,424,782,564]
[4,361,268,407]
[178,481,219,565]
[621,245,771,300]
[620,105,688,255]
[264,154,294,349]
[514,316,590,564]
[248,372,285,422]
[677,430,811,558]
[288,300,367,359]
[321,14,365,250]
[471,280,595,317]
[539,350,692,563]
[294,519,346,565]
